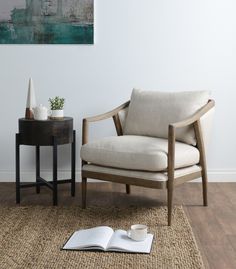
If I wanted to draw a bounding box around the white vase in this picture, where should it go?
[51,110,64,119]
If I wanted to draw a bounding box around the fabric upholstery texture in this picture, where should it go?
[124,89,210,145]
[80,135,200,172]
[199,107,215,153]
[82,164,201,182]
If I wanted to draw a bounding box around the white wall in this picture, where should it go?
[0,0,236,182]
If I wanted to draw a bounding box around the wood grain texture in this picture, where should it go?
[0,182,235,269]
[112,114,123,136]
[82,170,167,189]
[19,117,73,146]
[83,101,130,123]
[194,120,208,206]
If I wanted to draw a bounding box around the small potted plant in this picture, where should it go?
[49,96,65,119]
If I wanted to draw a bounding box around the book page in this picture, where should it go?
[107,230,153,253]
[63,226,114,250]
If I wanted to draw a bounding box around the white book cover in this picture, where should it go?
[62,226,154,254]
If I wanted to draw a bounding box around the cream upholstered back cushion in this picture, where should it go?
[199,107,215,152]
[124,89,210,145]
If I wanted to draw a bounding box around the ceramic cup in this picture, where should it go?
[127,224,148,241]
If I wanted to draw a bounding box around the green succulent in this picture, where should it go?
[49,96,65,110]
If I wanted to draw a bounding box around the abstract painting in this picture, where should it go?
[0,0,94,44]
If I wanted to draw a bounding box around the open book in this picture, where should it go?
[62,226,153,254]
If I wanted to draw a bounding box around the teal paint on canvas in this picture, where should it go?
[0,1,94,44]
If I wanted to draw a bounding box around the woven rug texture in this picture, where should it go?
[0,206,204,269]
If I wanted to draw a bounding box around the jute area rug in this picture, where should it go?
[0,206,204,269]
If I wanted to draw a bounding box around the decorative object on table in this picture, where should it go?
[25,78,36,119]
[49,96,65,119]
[33,104,48,121]
[62,225,153,253]
[0,206,204,268]
[0,1,94,44]
[16,117,76,205]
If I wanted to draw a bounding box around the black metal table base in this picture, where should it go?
[15,130,76,206]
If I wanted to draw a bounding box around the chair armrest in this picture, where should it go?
[83,101,130,123]
[82,101,130,144]
[167,99,215,183]
[170,100,215,129]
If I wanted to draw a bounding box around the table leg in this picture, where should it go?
[53,136,58,206]
[15,133,20,204]
[71,130,76,197]
[36,146,40,194]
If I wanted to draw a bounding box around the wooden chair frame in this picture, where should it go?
[81,99,215,225]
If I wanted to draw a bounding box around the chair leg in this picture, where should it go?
[82,177,87,209]
[167,186,173,226]
[202,167,208,206]
[126,184,130,194]
[194,120,208,206]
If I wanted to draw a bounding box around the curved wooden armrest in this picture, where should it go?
[170,99,215,129]
[82,101,130,144]
[83,101,130,123]
[168,99,215,183]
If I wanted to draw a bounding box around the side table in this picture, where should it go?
[16,117,76,205]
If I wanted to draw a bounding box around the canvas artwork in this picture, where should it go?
[0,0,94,44]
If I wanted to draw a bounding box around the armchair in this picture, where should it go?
[80,90,215,225]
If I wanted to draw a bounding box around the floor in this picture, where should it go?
[0,182,235,269]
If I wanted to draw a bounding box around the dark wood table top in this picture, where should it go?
[18,117,73,146]
[19,116,73,122]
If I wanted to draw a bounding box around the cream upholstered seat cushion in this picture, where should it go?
[80,135,200,172]
[124,89,209,145]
